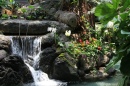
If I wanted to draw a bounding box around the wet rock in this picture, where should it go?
[77,56,94,76]
[0,54,33,86]
[0,35,11,53]
[39,47,58,74]
[39,49,80,81]
[107,67,116,76]
[0,50,8,60]
[0,19,72,35]
[84,69,108,81]
[51,53,80,81]
[59,34,70,43]
[97,54,109,67]
[52,60,80,81]
[41,33,55,50]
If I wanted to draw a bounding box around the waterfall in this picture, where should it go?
[10,36,41,60]
[10,36,67,86]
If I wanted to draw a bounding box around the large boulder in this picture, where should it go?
[0,35,11,53]
[39,47,80,81]
[39,47,58,74]
[51,53,80,81]
[0,20,72,35]
[0,54,33,86]
[41,33,55,50]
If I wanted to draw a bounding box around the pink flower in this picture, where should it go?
[86,40,90,44]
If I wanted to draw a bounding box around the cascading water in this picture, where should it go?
[10,36,41,60]
[10,36,67,86]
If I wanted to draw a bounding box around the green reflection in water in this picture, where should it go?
[68,62,122,86]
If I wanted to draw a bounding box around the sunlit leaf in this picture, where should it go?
[121,30,130,35]
[112,0,120,9]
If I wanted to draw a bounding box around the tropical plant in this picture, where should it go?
[0,0,7,7]
[7,0,19,13]
[95,0,130,85]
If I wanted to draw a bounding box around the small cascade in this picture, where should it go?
[10,36,67,86]
[10,36,41,60]
[26,63,66,86]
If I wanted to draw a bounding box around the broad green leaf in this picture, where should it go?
[120,0,130,12]
[106,56,122,72]
[121,30,130,35]
[106,3,114,9]
[120,12,129,21]
[120,53,130,76]
[95,3,113,16]
[28,5,34,9]
[112,0,120,9]
[95,3,117,24]
[10,0,13,3]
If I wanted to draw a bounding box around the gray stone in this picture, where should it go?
[0,35,11,52]
[39,47,58,73]
[97,54,109,67]
[38,47,80,81]
[0,19,72,35]
[0,50,8,60]
[41,33,55,50]
[0,54,33,86]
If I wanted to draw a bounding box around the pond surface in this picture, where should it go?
[68,72,121,86]
[68,62,122,86]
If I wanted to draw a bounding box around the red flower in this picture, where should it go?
[79,39,83,43]
[86,40,90,44]
[98,46,102,50]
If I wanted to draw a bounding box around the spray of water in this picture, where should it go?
[10,36,67,86]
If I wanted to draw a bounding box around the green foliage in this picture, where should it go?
[5,0,19,11]
[0,0,7,7]
[1,14,9,19]
[95,0,130,85]
[66,39,103,58]
[95,0,119,24]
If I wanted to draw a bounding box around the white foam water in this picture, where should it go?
[10,36,67,86]
[25,63,67,86]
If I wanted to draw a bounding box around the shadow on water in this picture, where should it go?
[68,73,122,86]
[68,61,122,86]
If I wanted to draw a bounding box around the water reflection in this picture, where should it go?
[68,62,122,86]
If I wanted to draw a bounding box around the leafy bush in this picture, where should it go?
[95,0,130,85]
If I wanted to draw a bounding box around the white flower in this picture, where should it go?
[51,27,57,33]
[104,30,108,33]
[107,21,114,28]
[65,30,71,36]
[47,27,57,33]
[17,9,23,14]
